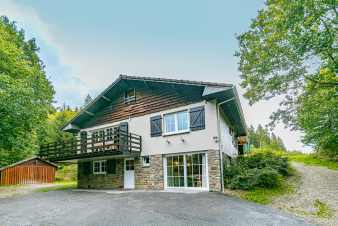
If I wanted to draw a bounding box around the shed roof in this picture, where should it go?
[0,157,58,171]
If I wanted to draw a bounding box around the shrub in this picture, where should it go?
[224,152,289,190]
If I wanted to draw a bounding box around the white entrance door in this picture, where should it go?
[124,158,135,189]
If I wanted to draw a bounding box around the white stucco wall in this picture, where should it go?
[219,112,238,157]
[81,100,237,156]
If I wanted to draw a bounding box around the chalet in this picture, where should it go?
[39,75,247,191]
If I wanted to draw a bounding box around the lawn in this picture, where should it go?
[286,152,338,170]
[35,181,77,192]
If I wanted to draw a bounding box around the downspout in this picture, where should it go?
[216,93,235,193]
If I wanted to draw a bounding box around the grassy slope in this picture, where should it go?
[225,167,299,205]
[230,149,337,205]
[287,152,338,170]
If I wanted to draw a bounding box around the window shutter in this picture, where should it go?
[83,161,92,175]
[150,115,162,137]
[190,106,205,131]
[107,159,117,174]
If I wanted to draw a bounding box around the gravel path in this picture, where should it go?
[271,162,338,226]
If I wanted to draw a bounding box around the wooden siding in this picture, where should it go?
[83,85,203,128]
[0,166,56,185]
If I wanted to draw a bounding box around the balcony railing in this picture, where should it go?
[39,128,142,161]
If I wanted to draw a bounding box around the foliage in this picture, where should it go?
[55,164,77,181]
[314,199,333,218]
[241,177,295,204]
[224,152,290,190]
[37,106,78,144]
[0,16,54,167]
[236,0,338,156]
[247,124,286,150]
[35,181,77,192]
[286,151,338,170]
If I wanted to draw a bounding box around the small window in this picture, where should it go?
[124,89,136,104]
[142,156,150,167]
[163,110,189,135]
[93,160,107,174]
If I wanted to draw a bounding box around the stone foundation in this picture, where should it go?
[135,155,164,190]
[77,150,222,191]
[208,149,221,191]
[77,159,124,189]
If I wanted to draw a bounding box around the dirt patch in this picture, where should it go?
[0,184,57,198]
[271,162,338,226]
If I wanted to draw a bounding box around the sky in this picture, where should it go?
[0,0,311,151]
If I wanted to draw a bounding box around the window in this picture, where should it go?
[163,111,189,135]
[93,160,107,174]
[166,153,207,188]
[124,89,136,104]
[125,159,134,170]
[142,156,150,167]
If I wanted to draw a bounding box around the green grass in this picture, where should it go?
[240,177,296,205]
[287,153,338,170]
[55,164,77,181]
[251,148,338,170]
[314,199,333,218]
[35,181,77,192]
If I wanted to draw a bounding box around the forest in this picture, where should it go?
[1,0,337,169]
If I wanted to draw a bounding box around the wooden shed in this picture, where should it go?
[0,157,58,185]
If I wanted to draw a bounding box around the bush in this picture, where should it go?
[224,152,289,190]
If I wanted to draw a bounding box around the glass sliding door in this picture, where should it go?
[166,153,207,189]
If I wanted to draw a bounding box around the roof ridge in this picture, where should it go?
[119,74,232,87]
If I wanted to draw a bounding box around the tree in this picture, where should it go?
[236,0,337,155]
[0,16,54,167]
[84,94,93,107]
[38,107,78,144]
[247,124,286,150]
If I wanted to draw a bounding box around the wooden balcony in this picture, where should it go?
[39,128,142,162]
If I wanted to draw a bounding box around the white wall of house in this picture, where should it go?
[81,100,237,156]
[219,112,238,157]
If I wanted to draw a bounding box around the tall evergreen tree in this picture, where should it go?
[0,16,54,167]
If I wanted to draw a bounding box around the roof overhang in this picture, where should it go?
[203,86,247,136]
[62,75,247,136]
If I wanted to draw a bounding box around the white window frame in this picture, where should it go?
[163,152,209,191]
[124,88,136,104]
[93,160,107,175]
[163,110,190,136]
[142,156,150,167]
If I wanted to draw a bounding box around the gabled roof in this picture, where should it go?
[0,157,58,171]
[63,75,247,135]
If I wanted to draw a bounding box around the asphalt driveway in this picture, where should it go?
[0,190,314,226]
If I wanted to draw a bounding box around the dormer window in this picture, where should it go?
[124,89,136,104]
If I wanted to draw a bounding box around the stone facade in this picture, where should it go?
[135,155,164,190]
[207,149,221,191]
[78,159,124,189]
[77,150,222,191]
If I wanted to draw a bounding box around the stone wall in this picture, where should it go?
[77,150,221,191]
[135,155,164,190]
[208,149,221,191]
[77,159,124,189]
